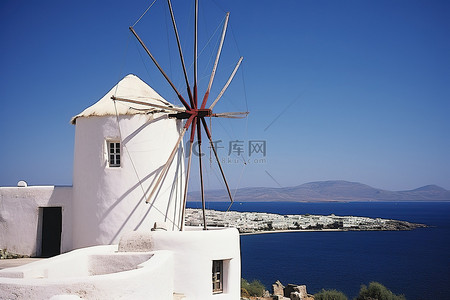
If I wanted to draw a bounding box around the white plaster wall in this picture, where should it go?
[0,186,73,256]
[0,245,174,300]
[119,228,241,300]
[72,114,185,249]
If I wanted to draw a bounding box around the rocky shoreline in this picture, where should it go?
[185,208,427,234]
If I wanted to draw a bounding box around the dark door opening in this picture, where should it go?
[41,207,62,257]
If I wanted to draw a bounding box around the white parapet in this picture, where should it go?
[0,245,174,300]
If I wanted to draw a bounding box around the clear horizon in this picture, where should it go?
[1,0,449,191]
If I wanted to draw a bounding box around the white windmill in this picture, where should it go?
[71,0,247,248]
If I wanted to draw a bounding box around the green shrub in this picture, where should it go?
[241,278,266,297]
[356,282,406,300]
[314,289,348,300]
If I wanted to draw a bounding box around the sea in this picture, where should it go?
[186,201,450,300]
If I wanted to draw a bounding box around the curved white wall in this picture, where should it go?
[72,114,185,249]
[119,228,241,300]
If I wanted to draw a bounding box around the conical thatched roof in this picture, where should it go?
[71,74,177,124]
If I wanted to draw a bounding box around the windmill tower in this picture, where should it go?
[69,0,247,249]
[71,74,185,249]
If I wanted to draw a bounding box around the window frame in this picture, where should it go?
[107,140,121,168]
[212,260,223,294]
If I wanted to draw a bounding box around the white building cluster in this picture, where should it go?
[185,208,425,233]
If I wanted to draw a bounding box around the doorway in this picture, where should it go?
[40,207,62,257]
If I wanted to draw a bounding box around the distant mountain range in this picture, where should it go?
[188,180,450,202]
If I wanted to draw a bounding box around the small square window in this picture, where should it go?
[108,141,121,167]
[212,260,223,294]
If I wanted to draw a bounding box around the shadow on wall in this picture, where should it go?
[106,139,185,244]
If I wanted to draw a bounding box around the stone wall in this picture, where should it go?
[271,280,314,300]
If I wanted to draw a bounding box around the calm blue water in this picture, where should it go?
[187,201,450,300]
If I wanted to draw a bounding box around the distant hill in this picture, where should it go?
[188,180,450,202]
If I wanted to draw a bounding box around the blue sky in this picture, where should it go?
[1,0,449,191]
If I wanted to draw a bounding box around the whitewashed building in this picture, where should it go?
[0,74,241,299]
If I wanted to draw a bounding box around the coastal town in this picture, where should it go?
[185,208,427,233]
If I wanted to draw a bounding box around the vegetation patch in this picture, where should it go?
[356,282,406,300]
[314,288,348,300]
[0,249,29,259]
[241,278,266,297]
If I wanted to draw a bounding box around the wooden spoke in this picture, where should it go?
[180,140,194,230]
[111,96,186,113]
[197,118,207,230]
[201,118,234,207]
[201,12,230,109]
[167,0,194,107]
[209,57,244,110]
[213,111,249,119]
[146,127,187,203]
[129,26,191,110]
[193,0,199,108]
